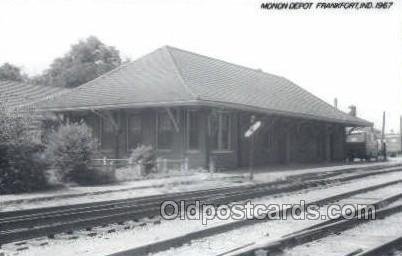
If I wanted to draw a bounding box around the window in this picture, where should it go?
[186,111,200,150]
[264,130,274,150]
[209,112,231,151]
[101,118,115,149]
[157,112,174,149]
[84,115,100,141]
[127,114,142,149]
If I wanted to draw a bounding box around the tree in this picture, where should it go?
[34,36,122,88]
[0,63,25,81]
[0,100,48,194]
[0,100,35,144]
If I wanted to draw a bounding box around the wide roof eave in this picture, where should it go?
[37,99,371,127]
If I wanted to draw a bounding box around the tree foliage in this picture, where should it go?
[33,36,122,88]
[0,143,48,194]
[0,100,48,194]
[0,63,25,81]
[0,100,36,145]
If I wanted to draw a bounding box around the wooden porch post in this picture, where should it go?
[285,130,291,164]
[325,124,332,162]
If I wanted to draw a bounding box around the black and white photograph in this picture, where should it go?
[0,0,401,255]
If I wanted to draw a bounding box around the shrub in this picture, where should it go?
[129,145,156,176]
[0,143,49,194]
[0,100,49,194]
[45,121,113,184]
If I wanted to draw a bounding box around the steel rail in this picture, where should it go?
[350,236,402,256]
[223,199,402,256]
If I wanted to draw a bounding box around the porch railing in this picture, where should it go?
[91,157,190,174]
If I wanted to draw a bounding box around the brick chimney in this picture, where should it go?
[348,105,356,117]
[334,98,338,109]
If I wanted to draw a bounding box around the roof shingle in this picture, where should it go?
[36,46,371,126]
[0,80,68,109]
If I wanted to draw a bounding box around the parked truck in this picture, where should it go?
[385,133,401,157]
[346,127,380,161]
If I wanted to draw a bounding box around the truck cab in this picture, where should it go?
[346,128,379,161]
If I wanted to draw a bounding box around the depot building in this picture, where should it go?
[37,46,371,170]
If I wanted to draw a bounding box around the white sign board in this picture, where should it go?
[244,121,261,138]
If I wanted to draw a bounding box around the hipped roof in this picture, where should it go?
[37,46,371,126]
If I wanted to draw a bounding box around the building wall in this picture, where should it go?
[80,108,210,169]
[208,111,239,170]
[237,115,347,167]
[76,107,347,171]
[331,124,346,161]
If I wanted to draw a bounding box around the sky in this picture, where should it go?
[0,0,401,132]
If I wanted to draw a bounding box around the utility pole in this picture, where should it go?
[249,115,256,181]
[249,131,255,180]
[381,111,387,161]
[400,116,402,147]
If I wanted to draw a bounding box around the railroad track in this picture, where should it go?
[1,163,398,220]
[222,200,402,256]
[108,178,402,256]
[0,163,401,247]
[352,236,402,256]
